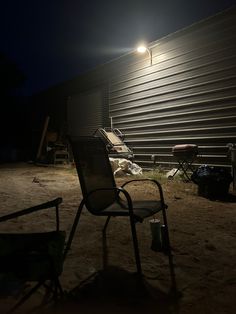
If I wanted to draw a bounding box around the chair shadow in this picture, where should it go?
[223,193,236,202]
[206,193,236,203]
[51,266,181,314]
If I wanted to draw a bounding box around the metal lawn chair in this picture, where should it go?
[65,136,176,291]
[0,198,66,313]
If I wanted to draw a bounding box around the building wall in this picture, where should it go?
[109,7,236,168]
[67,89,104,136]
[32,7,236,169]
[31,65,111,140]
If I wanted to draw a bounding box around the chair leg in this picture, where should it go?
[52,278,63,300]
[41,281,54,305]
[129,216,142,275]
[7,281,44,313]
[103,216,111,234]
[55,277,64,297]
[63,200,84,260]
[162,208,177,292]
[41,278,63,305]
[102,216,111,269]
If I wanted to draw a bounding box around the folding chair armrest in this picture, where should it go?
[121,179,166,207]
[0,197,63,223]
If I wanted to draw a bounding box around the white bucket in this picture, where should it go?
[149,218,162,251]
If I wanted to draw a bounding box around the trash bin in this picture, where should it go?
[191,165,232,199]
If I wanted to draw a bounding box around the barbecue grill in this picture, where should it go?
[172,144,198,180]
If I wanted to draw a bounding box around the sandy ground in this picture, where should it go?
[0,163,235,313]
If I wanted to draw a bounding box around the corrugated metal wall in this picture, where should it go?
[67,89,104,136]
[109,8,236,169]
[32,67,111,139]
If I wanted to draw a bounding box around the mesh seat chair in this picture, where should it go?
[0,198,66,313]
[65,136,176,290]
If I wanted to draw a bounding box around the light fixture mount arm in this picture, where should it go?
[146,48,152,66]
[136,45,153,66]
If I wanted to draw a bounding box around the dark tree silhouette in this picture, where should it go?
[0,52,26,96]
[0,53,29,162]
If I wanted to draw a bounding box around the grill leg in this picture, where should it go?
[181,160,192,181]
[172,145,198,181]
[173,159,194,181]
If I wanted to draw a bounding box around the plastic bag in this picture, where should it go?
[191,165,232,199]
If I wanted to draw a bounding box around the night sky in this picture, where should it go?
[1,0,236,96]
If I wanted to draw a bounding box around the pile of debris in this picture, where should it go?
[109,158,142,176]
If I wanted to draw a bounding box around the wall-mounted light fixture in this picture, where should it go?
[137,44,152,66]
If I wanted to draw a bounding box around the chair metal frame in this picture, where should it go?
[65,136,176,291]
[0,197,65,313]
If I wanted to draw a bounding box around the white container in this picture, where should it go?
[149,218,162,251]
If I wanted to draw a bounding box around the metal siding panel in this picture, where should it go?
[109,8,236,168]
[67,90,104,136]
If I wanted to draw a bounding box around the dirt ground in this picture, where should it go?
[0,162,235,314]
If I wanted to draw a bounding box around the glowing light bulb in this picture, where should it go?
[137,46,147,53]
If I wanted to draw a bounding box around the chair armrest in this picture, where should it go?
[0,197,63,223]
[63,187,134,261]
[121,179,166,207]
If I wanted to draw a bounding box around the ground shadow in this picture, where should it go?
[46,266,181,314]
[204,192,236,203]
[221,193,236,202]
